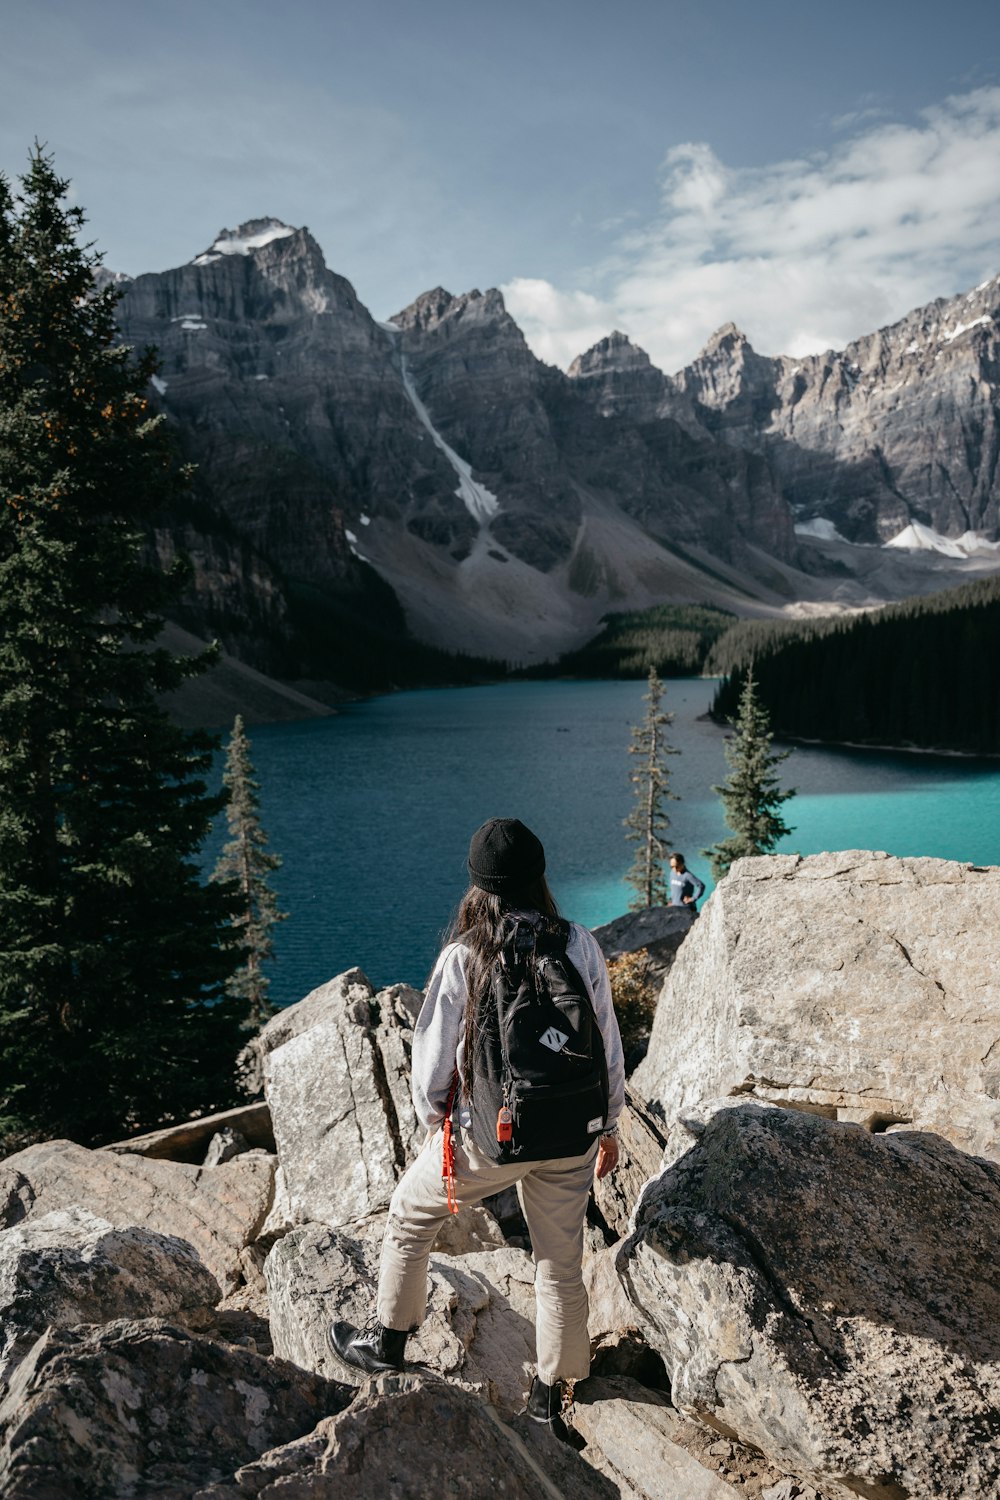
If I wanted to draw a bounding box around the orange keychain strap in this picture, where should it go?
[441,1075,460,1215]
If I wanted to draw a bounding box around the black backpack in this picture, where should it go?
[468,914,609,1164]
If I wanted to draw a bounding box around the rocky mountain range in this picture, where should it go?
[674,274,1000,545]
[111,220,1000,688]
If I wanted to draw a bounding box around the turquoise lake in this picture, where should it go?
[206,678,1000,1003]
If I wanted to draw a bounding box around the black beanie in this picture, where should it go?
[468,817,546,895]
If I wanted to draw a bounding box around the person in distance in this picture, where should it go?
[669,851,705,915]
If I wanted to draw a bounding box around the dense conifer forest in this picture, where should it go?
[536,578,1000,754]
[710,577,1000,755]
[530,603,735,678]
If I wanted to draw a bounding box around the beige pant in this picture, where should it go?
[376,1121,598,1384]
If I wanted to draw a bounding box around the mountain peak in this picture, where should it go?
[568,330,653,379]
[191,218,298,266]
[391,285,508,334]
[391,286,457,331]
[699,322,752,357]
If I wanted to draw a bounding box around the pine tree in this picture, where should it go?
[624,668,679,909]
[0,147,247,1150]
[704,668,796,880]
[213,716,286,1029]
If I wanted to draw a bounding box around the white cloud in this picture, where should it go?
[502,278,619,369]
[503,86,1000,374]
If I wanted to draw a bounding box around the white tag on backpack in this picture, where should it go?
[539,1026,569,1052]
[587,1117,603,1134]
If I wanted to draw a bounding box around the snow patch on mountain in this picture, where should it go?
[343,528,373,563]
[940,315,992,343]
[955,531,1000,553]
[192,219,296,265]
[795,517,848,542]
[395,348,500,526]
[884,522,1000,558]
[150,374,168,396]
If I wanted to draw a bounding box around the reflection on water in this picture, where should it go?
[203,679,1000,1001]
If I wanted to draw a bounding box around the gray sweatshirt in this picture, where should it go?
[411,922,626,1134]
[669,868,705,907]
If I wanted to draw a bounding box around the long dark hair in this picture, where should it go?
[448,876,559,1101]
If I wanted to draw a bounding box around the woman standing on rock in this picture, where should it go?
[329,817,625,1430]
[669,852,705,915]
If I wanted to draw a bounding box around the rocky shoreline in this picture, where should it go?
[1,852,997,1498]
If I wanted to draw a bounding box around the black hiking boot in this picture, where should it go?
[526,1375,570,1436]
[327,1316,408,1376]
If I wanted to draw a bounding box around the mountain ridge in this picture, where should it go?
[109,220,1000,686]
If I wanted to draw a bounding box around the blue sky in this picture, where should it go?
[3,0,1000,369]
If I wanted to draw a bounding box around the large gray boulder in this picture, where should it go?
[584,1090,669,1347]
[102,1100,274,1162]
[257,970,425,1227]
[633,852,1000,1162]
[569,1375,738,1500]
[0,1139,275,1293]
[0,1207,220,1388]
[193,1368,619,1499]
[583,1234,639,1346]
[592,904,694,987]
[265,1220,537,1415]
[0,1319,351,1499]
[617,1102,1000,1500]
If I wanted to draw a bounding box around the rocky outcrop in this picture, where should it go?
[0,1208,220,1388]
[116,221,471,685]
[7,862,999,1500]
[570,1375,737,1500]
[103,1100,274,1162]
[264,1219,537,1415]
[671,278,1000,544]
[256,970,422,1226]
[149,518,294,678]
[591,1090,666,1241]
[633,851,1000,1163]
[0,1320,351,1500]
[0,1139,275,1293]
[566,330,796,567]
[118,221,455,588]
[393,287,800,575]
[584,1091,668,1351]
[592,903,694,990]
[193,1368,619,1499]
[567,331,703,432]
[618,1102,1000,1500]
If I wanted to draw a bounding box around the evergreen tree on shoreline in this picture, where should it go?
[0,147,245,1149]
[704,668,796,880]
[213,716,286,1029]
[624,668,679,909]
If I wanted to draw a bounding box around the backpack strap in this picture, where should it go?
[533,915,571,959]
[535,916,611,1126]
[501,913,537,963]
